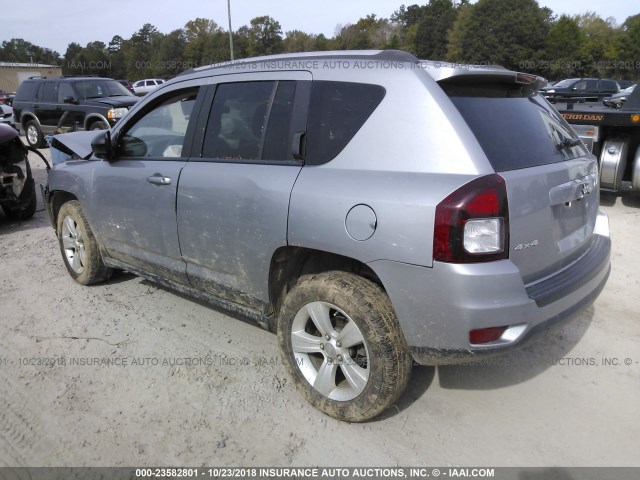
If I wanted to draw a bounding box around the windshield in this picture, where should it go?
[72,79,133,100]
[447,89,588,171]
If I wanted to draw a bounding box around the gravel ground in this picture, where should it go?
[0,146,639,467]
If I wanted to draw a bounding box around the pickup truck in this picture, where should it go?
[555,84,640,194]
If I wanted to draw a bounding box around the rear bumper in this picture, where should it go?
[369,211,611,365]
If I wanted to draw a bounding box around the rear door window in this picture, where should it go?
[446,86,588,171]
[202,81,296,162]
[585,79,598,90]
[305,81,386,165]
[41,82,58,103]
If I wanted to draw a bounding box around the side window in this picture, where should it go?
[41,82,58,103]
[119,88,199,159]
[601,80,617,91]
[203,81,276,161]
[263,81,296,160]
[585,79,598,90]
[58,83,75,103]
[15,81,38,101]
[305,81,386,164]
[573,80,586,90]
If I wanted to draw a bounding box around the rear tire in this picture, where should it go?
[25,120,45,148]
[277,271,412,422]
[56,200,112,285]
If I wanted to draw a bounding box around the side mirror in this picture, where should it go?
[91,130,113,159]
[64,96,78,104]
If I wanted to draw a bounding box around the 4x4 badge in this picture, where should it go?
[515,240,539,251]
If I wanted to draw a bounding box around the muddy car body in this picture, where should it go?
[44,51,611,421]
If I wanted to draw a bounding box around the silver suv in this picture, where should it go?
[44,51,611,422]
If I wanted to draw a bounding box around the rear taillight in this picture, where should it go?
[434,174,509,263]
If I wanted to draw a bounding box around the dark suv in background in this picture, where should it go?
[540,78,620,102]
[12,76,139,148]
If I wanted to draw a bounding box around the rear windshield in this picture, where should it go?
[447,87,588,171]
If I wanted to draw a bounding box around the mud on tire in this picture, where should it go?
[56,200,112,285]
[277,271,412,422]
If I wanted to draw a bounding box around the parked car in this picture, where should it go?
[12,76,139,148]
[44,51,611,422]
[132,78,165,96]
[616,80,635,89]
[117,80,135,94]
[0,90,15,106]
[0,103,13,126]
[540,77,619,102]
[602,84,636,109]
[0,123,37,219]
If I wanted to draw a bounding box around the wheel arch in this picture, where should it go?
[49,190,79,234]
[20,112,40,129]
[268,246,385,322]
[84,114,110,131]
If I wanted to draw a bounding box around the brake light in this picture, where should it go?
[434,174,509,263]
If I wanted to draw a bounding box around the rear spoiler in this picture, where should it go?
[420,60,547,91]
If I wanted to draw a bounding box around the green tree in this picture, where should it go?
[446,0,550,71]
[542,15,584,77]
[124,24,162,79]
[574,13,618,77]
[183,18,228,65]
[334,14,394,50]
[414,0,461,59]
[152,29,188,76]
[1,38,60,65]
[248,16,283,56]
[283,30,315,53]
[107,36,128,79]
[616,14,640,79]
[232,26,251,59]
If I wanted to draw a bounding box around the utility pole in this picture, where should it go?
[227,0,235,60]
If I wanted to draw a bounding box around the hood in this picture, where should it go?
[86,96,139,108]
[50,131,101,159]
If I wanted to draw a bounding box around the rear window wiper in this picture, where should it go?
[556,138,582,151]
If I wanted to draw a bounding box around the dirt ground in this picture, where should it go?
[0,146,639,467]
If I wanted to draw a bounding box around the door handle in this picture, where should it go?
[146,175,172,185]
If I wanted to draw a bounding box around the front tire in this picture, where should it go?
[277,271,412,422]
[89,121,109,131]
[56,200,112,285]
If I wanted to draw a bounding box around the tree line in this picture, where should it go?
[2,0,639,82]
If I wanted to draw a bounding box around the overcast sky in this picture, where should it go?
[2,0,638,56]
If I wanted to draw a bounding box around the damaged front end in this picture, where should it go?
[0,123,37,220]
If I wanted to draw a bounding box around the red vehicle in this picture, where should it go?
[0,90,15,105]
